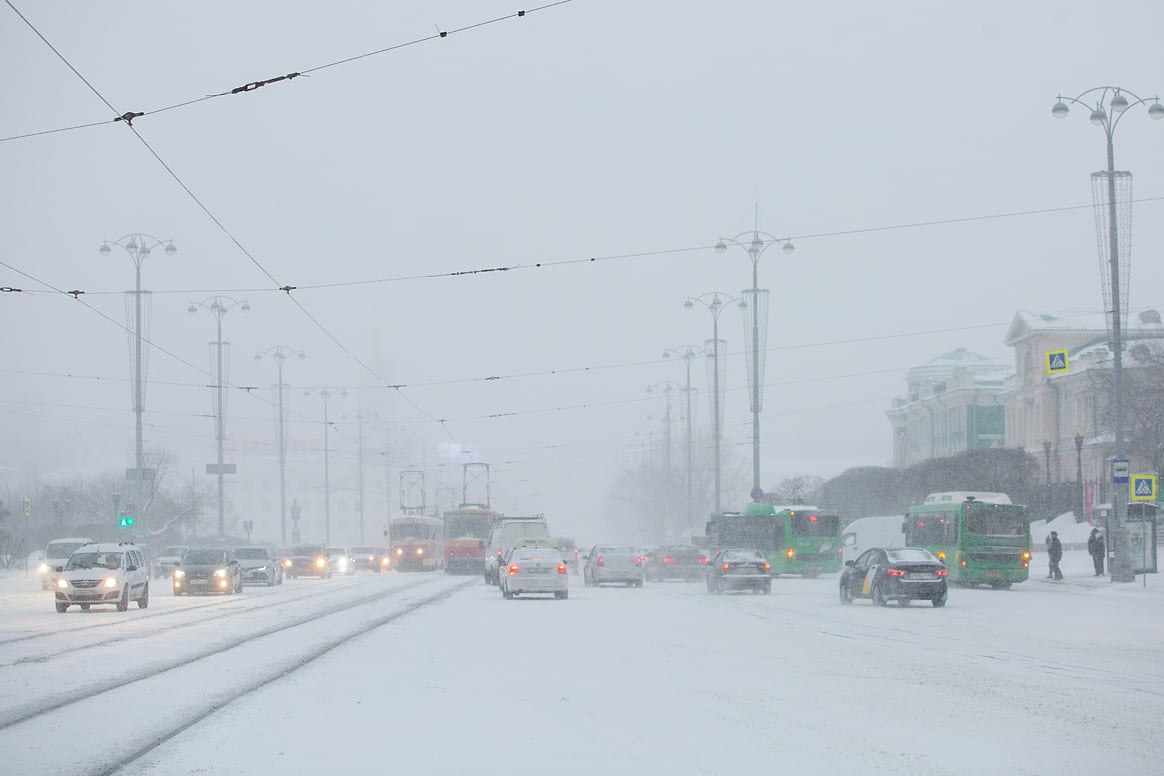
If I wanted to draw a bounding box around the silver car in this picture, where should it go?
[500,547,568,599]
[233,546,284,586]
[582,545,645,588]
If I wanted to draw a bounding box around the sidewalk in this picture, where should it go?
[1029,548,1156,590]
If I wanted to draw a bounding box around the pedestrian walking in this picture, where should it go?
[1044,532,1054,578]
[1087,527,1105,576]
[1048,531,1064,580]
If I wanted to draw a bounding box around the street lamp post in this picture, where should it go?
[1052,86,1163,582]
[188,296,249,538]
[255,346,305,545]
[345,410,377,544]
[647,381,677,538]
[1043,441,1053,485]
[716,222,795,498]
[664,345,705,530]
[306,387,345,544]
[1074,431,1086,522]
[100,233,177,527]
[685,293,744,513]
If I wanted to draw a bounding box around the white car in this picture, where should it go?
[54,542,150,613]
[499,547,569,600]
[36,537,94,589]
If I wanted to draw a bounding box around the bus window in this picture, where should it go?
[965,512,1026,536]
[907,514,956,544]
[791,513,840,537]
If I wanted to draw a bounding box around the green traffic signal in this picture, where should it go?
[117,514,135,528]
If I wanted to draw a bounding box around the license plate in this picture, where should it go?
[190,579,209,586]
[908,572,932,580]
[986,571,1001,578]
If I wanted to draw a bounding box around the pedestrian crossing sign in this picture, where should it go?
[1130,474,1157,502]
[1045,349,1069,375]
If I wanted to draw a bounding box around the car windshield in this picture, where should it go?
[46,541,90,558]
[886,548,940,563]
[65,552,122,570]
[158,547,187,558]
[514,549,561,562]
[184,549,228,564]
[723,550,763,563]
[291,546,324,556]
[233,548,269,560]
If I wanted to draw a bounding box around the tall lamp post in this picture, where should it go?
[1052,86,1163,582]
[345,410,377,544]
[188,296,248,538]
[255,346,305,545]
[1074,431,1086,522]
[685,293,744,512]
[715,223,795,498]
[647,381,677,538]
[1043,441,1053,485]
[663,345,705,530]
[100,233,177,527]
[305,387,345,544]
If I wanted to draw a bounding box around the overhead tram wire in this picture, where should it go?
[0,1,574,144]
[5,3,459,439]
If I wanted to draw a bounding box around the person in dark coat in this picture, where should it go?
[1048,531,1064,580]
[1087,528,1105,576]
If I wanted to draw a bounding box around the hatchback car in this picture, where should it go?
[151,545,189,579]
[582,545,645,587]
[173,548,243,595]
[500,547,569,599]
[706,549,772,594]
[839,547,949,607]
[350,545,390,572]
[326,546,355,575]
[53,542,150,612]
[233,546,284,586]
[37,537,94,589]
[645,546,709,582]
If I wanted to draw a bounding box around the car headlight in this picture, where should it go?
[57,578,69,589]
[37,563,50,575]
[103,577,119,588]
[214,568,228,578]
[255,565,268,572]
[315,557,326,568]
[173,569,186,579]
[395,548,403,556]
[283,559,292,567]
[416,548,424,556]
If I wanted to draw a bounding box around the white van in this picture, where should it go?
[841,516,906,564]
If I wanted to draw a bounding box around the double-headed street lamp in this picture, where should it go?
[685,293,744,513]
[716,226,794,499]
[304,387,346,545]
[99,234,177,528]
[188,296,249,538]
[1052,86,1163,583]
[255,346,305,545]
[663,345,705,530]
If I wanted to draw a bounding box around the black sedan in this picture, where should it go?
[706,549,771,594]
[172,548,243,595]
[839,547,948,607]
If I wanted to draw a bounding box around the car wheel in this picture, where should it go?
[763,583,772,595]
[706,579,715,594]
[838,583,852,605]
[137,582,149,609]
[116,585,129,612]
[80,603,91,611]
[899,598,911,607]
[932,591,948,608]
[871,583,888,607]
[502,589,513,600]
[713,579,723,595]
[55,602,68,613]
[556,590,568,600]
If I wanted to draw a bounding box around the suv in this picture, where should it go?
[53,542,150,613]
[37,537,94,589]
[484,516,550,585]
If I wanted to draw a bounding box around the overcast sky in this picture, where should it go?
[2,1,1163,541]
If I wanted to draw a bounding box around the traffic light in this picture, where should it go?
[117,513,135,528]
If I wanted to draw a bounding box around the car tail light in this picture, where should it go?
[936,569,948,576]
[698,556,708,565]
[785,548,796,559]
[836,547,843,554]
[663,556,675,564]
[634,557,642,566]
[762,563,771,571]
[596,556,605,567]
[886,568,906,577]
[508,564,519,575]
[557,563,566,574]
[722,562,730,570]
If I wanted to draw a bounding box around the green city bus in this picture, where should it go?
[903,492,1032,588]
[706,503,843,577]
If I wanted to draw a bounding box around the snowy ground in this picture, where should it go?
[1,552,1162,775]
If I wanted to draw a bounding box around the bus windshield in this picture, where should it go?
[710,516,776,550]
[965,510,1027,536]
[391,523,438,541]
[907,515,957,544]
[791,514,839,537]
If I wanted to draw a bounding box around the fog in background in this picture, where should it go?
[2,0,1162,544]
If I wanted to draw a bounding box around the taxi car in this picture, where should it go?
[839,546,949,607]
[53,542,150,612]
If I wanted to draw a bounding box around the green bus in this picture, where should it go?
[706,503,843,577]
[903,492,1032,588]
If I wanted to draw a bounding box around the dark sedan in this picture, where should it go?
[172,548,243,595]
[839,547,948,607]
[287,545,332,579]
[645,546,709,582]
[706,549,771,594]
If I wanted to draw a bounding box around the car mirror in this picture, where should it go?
[478,541,485,549]
[844,560,855,567]
[54,565,64,573]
